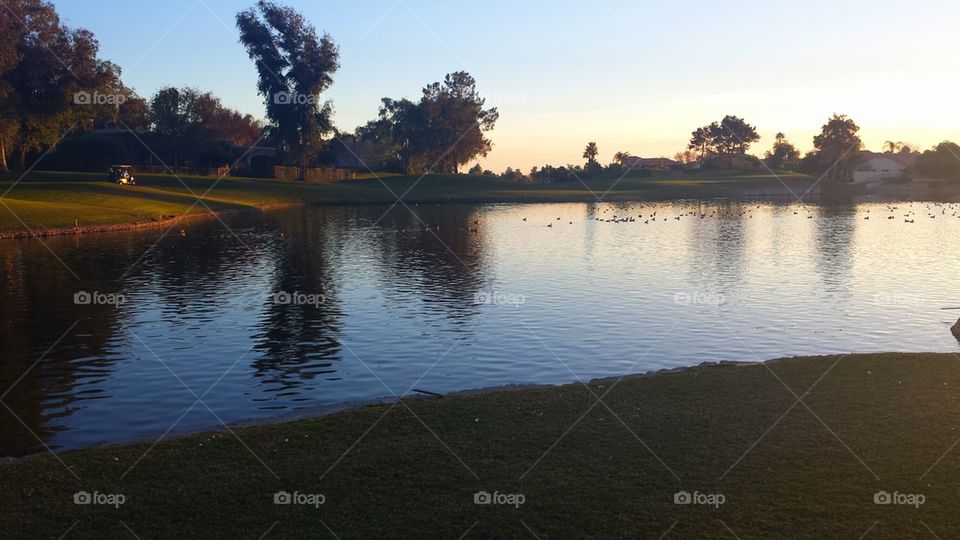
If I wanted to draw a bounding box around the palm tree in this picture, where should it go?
[613,151,630,167]
[583,142,599,165]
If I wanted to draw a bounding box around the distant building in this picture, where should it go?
[239,145,277,167]
[852,151,915,184]
[621,156,679,170]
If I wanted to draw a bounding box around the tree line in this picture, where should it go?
[0,0,500,179]
[3,0,959,181]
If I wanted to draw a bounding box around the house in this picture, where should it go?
[621,156,679,170]
[852,151,914,184]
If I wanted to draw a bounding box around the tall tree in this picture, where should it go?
[812,114,862,181]
[429,71,499,173]
[0,0,119,171]
[583,142,599,165]
[150,86,206,167]
[359,72,498,174]
[236,1,339,180]
[764,132,800,170]
[688,116,759,167]
[688,126,710,162]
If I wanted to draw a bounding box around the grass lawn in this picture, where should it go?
[0,170,817,232]
[3,352,960,538]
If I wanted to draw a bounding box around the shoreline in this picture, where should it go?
[0,173,960,240]
[0,179,825,241]
[0,355,847,463]
[0,201,302,240]
[6,351,960,537]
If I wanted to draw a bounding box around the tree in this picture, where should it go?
[237,1,340,180]
[583,142,599,164]
[688,126,710,161]
[358,72,498,174]
[115,91,152,131]
[207,108,263,147]
[428,71,499,173]
[687,116,759,167]
[0,0,120,171]
[149,86,263,167]
[673,149,699,165]
[812,114,862,181]
[914,142,960,178]
[612,150,630,167]
[883,140,913,154]
[501,166,526,182]
[150,87,206,166]
[764,132,800,170]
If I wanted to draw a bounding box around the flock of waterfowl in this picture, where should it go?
[517,202,960,227]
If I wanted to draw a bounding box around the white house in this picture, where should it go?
[852,153,909,184]
[621,155,679,170]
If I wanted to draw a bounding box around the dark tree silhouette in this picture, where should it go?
[688,115,759,167]
[764,132,800,170]
[812,114,862,181]
[358,71,498,174]
[583,142,599,164]
[236,1,340,180]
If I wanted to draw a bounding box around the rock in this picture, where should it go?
[953,318,960,340]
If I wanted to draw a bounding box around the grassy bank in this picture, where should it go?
[0,170,817,234]
[3,353,960,538]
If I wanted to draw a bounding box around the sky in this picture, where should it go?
[52,0,960,172]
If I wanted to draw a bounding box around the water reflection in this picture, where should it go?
[0,199,958,455]
[813,204,856,297]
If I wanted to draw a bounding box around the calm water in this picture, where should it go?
[1,200,959,456]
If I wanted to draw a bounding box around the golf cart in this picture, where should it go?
[108,165,136,185]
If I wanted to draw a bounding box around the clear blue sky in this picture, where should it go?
[53,0,960,171]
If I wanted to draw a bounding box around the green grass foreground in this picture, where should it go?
[0,170,816,233]
[3,352,960,538]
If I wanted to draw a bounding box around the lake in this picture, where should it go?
[1,199,959,456]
